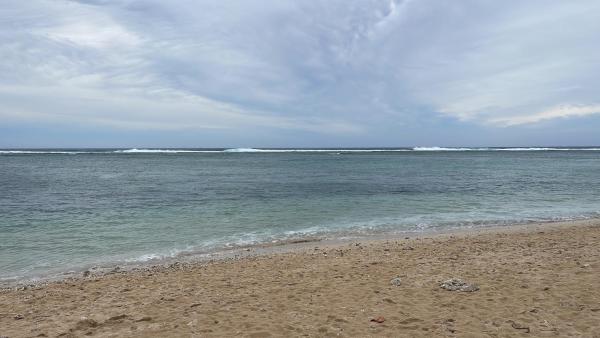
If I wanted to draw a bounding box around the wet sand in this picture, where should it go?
[1,220,599,337]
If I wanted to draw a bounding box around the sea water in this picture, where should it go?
[1,148,600,284]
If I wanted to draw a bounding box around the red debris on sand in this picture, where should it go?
[371,316,385,323]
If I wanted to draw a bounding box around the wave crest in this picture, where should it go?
[114,148,219,153]
[3,147,600,155]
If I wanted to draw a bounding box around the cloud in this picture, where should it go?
[488,104,600,126]
[40,20,141,49]
[399,1,600,126]
[0,84,363,134]
[1,0,600,146]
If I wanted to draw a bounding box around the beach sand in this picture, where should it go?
[1,220,599,337]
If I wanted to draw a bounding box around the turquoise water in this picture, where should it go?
[1,148,600,283]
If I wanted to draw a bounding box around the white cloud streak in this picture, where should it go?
[489,105,600,126]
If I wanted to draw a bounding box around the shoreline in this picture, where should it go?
[1,219,599,337]
[3,217,598,290]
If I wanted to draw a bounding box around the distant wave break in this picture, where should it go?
[2,147,600,154]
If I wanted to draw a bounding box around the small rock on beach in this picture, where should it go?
[370,316,385,323]
[440,278,479,292]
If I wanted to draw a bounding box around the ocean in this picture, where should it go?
[1,147,600,284]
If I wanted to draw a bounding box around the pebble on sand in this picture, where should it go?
[370,316,385,323]
[439,278,479,292]
[509,320,531,333]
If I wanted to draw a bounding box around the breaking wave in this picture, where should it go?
[113,148,220,153]
[3,147,600,155]
[222,148,411,153]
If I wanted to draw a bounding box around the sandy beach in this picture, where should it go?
[1,220,599,338]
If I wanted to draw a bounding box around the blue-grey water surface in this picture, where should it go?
[1,148,600,283]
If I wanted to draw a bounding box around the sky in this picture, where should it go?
[1,0,600,148]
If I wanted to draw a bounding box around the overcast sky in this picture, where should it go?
[1,0,600,148]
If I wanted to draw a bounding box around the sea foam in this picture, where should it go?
[3,147,600,155]
[114,148,220,153]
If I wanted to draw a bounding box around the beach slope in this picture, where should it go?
[1,220,599,337]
